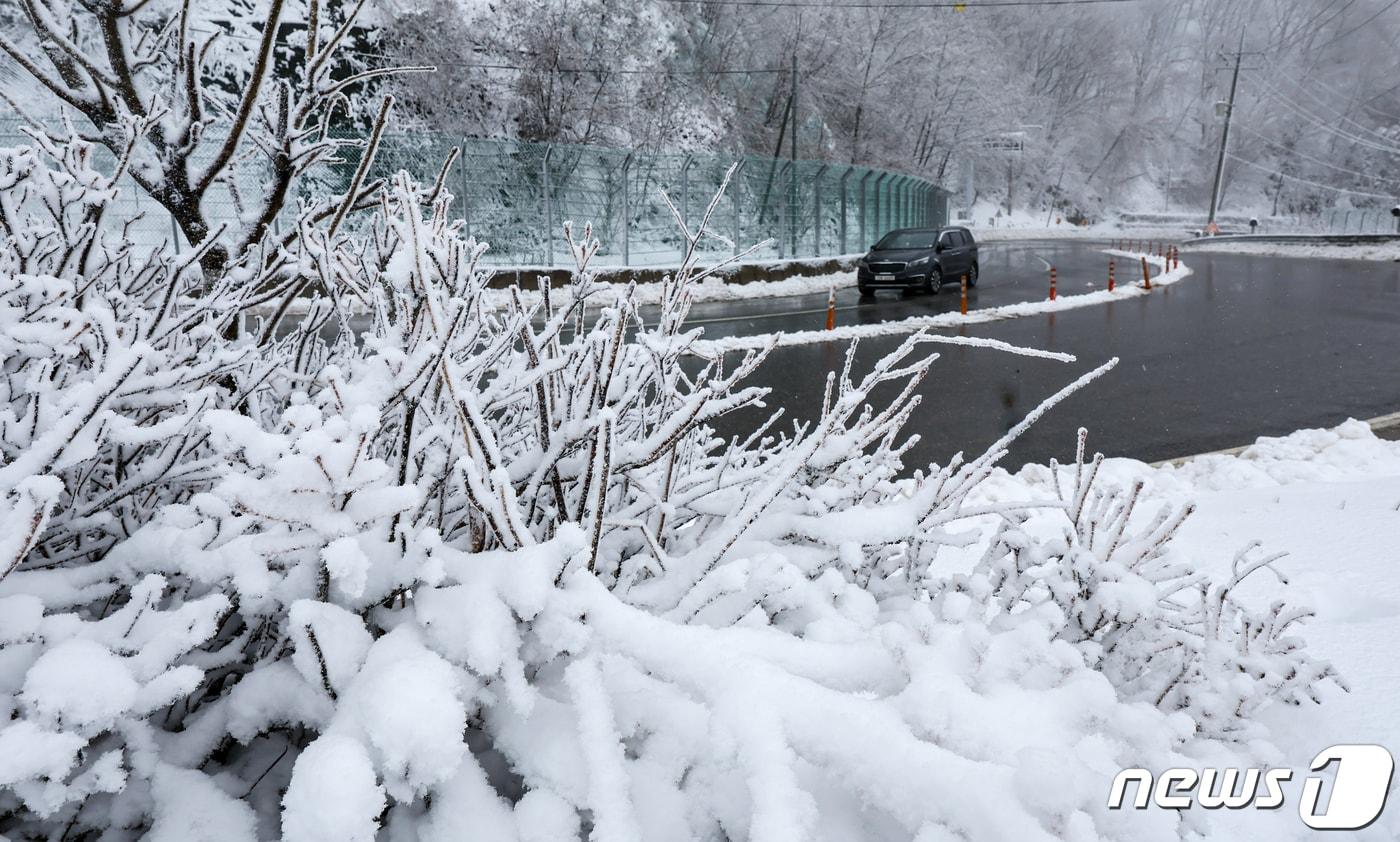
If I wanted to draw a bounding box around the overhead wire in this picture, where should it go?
[1253,74,1400,156]
[1259,59,1400,144]
[655,0,1136,7]
[1231,123,1400,187]
[1225,152,1397,200]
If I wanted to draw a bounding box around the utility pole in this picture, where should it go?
[1207,34,1245,227]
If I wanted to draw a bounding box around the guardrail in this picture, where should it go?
[1181,233,1400,246]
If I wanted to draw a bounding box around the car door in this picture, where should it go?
[937,230,964,278]
[959,229,978,275]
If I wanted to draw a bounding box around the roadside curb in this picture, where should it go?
[1151,412,1400,467]
[481,255,861,289]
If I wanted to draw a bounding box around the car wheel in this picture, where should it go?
[924,267,942,295]
[967,263,979,288]
[858,286,875,299]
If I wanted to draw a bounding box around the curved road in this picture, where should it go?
[689,241,1400,467]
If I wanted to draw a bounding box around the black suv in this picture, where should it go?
[856,227,978,296]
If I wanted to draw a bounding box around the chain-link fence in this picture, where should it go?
[0,119,950,267]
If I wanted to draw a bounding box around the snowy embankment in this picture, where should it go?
[960,420,1400,841]
[692,250,1186,355]
[1183,239,1400,262]
[483,265,858,308]
[972,225,1188,243]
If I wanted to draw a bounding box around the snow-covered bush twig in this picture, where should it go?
[949,428,1343,743]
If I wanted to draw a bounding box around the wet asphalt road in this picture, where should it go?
[690,241,1400,468]
[669,239,1114,341]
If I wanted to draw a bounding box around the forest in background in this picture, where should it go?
[376,0,1400,221]
[3,0,1399,221]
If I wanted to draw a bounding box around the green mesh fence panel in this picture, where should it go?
[0,119,951,266]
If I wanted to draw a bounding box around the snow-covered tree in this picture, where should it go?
[0,3,1344,840]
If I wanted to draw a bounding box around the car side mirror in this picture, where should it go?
[934,242,946,253]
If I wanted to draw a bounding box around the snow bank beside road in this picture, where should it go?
[972,225,1188,243]
[1108,421,1400,839]
[485,266,857,309]
[1182,239,1400,262]
[906,417,1400,841]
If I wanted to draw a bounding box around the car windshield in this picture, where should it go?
[874,230,938,250]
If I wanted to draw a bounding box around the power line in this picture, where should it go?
[1258,57,1400,143]
[1232,123,1400,187]
[1309,0,1400,52]
[1256,77,1400,157]
[656,0,1136,7]
[189,25,782,76]
[1226,152,1397,200]
[1268,61,1400,129]
[1267,0,1360,54]
[404,62,783,75]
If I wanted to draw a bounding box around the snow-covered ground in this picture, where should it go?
[1183,240,1400,262]
[486,266,859,308]
[971,225,1190,243]
[959,420,1400,840]
[3,111,1393,842]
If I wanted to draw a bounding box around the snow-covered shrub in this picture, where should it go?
[0,131,254,573]
[951,429,1342,743]
[0,44,1338,836]
[0,149,1335,842]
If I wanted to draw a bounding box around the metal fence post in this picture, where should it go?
[458,138,472,239]
[542,145,554,266]
[858,171,873,250]
[882,176,893,235]
[732,160,744,257]
[788,161,798,258]
[872,173,886,241]
[812,164,828,257]
[898,177,907,230]
[838,167,853,254]
[621,153,632,266]
[778,161,792,260]
[680,154,694,229]
[891,176,902,233]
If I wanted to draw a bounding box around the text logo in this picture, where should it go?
[1108,744,1394,830]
